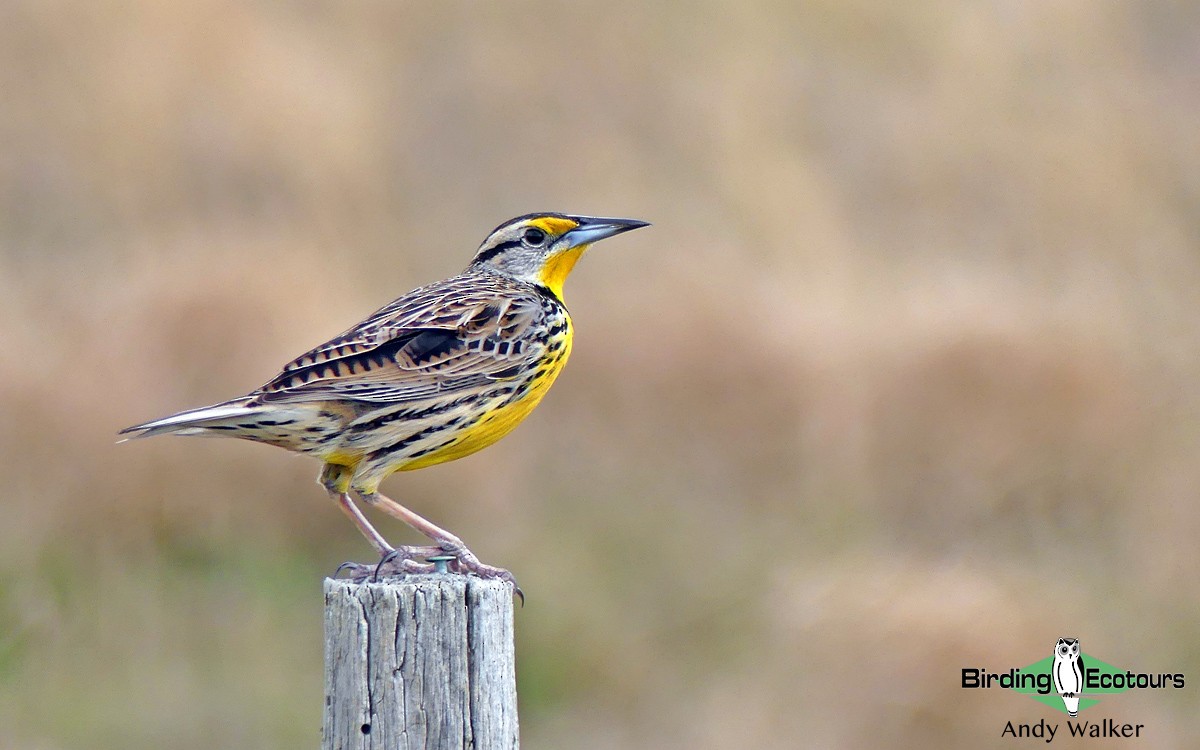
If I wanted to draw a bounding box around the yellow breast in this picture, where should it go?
[396,317,574,471]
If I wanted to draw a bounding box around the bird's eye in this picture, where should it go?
[523,227,547,246]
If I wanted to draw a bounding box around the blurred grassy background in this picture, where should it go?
[2,1,1199,747]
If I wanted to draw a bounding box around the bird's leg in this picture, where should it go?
[319,464,434,579]
[354,489,518,587]
[326,488,438,579]
[330,489,391,556]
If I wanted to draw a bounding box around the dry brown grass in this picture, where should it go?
[2,1,1199,748]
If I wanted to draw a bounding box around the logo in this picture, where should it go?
[961,637,1185,741]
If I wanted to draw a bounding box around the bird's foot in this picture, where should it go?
[372,545,445,580]
[334,544,523,603]
[438,542,524,605]
[333,545,442,582]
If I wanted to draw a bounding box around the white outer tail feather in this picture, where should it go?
[119,401,263,440]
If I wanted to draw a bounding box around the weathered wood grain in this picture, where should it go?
[322,575,518,750]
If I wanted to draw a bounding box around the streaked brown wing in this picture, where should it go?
[253,276,547,404]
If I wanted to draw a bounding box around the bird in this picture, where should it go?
[121,213,649,587]
[1052,637,1085,717]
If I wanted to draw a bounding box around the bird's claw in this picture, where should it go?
[373,547,435,581]
[333,560,372,580]
[438,545,524,605]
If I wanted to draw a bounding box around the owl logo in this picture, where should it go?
[1052,638,1085,717]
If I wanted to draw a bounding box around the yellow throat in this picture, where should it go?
[538,245,588,300]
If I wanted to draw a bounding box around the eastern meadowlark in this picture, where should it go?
[121,213,649,586]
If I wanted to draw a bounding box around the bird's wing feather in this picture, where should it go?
[254,278,548,404]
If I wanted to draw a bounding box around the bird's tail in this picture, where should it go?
[119,397,272,440]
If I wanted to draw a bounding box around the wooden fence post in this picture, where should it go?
[322,575,519,750]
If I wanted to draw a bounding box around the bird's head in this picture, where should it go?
[469,213,649,300]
